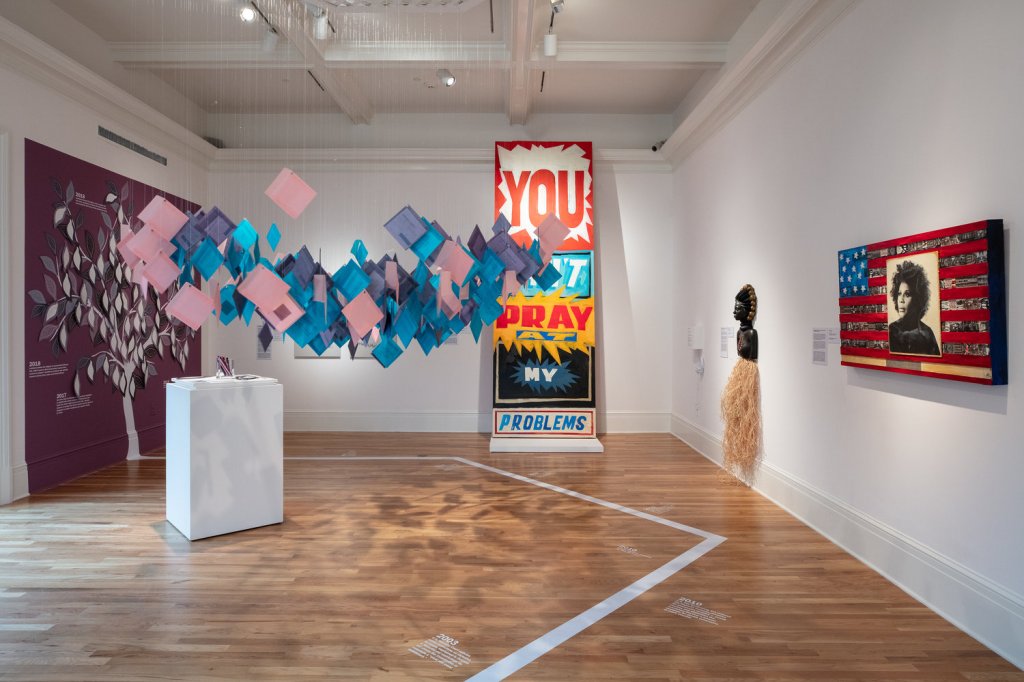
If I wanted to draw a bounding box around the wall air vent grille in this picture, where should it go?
[97,127,168,166]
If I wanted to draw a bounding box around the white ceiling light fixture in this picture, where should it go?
[261,27,279,51]
[239,4,258,22]
[313,10,331,39]
[550,0,565,14]
[437,68,456,87]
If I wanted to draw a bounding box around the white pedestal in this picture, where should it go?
[166,377,283,541]
[489,437,604,453]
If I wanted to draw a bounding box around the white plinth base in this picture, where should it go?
[489,437,604,453]
[166,378,283,541]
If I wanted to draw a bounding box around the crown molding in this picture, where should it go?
[0,15,217,165]
[209,147,671,173]
[663,0,860,166]
[110,41,304,70]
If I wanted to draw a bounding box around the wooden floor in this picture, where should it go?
[0,433,1020,681]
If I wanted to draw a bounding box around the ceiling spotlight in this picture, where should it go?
[550,0,565,14]
[437,68,456,87]
[239,5,257,22]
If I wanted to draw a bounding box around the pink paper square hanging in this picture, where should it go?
[138,195,189,241]
[166,283,215,331]
[265,168,317,219]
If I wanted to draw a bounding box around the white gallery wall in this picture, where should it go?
[208,157,674,433]
[0,22,211,502]
[670,0,1023,667]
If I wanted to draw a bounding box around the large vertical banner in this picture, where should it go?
[24,140,201,492]
[492,141,599,443]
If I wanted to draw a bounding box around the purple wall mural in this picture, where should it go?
[24,139,201,492]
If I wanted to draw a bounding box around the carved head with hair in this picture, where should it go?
[733,284,757,325]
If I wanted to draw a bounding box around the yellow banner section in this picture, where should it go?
[494,290,594,362]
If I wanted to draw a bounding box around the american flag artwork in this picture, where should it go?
[838,220,1007,385]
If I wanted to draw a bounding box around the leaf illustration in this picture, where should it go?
[58,326,68,352]
[104,192,117,204]
[28,290,45,305]
[38,323,58,342]
[44,274,57,299]
[54,206,67,226]
[73,373,81,398]
[87,359,95,383]
[31,304,45,318]
[46,233,57,255]
[121,181,130,203]
[83,232,96,260]
[41,255,57,275]
[44,302,59,323]
[66,181,75,205]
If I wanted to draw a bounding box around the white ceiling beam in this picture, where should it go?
[261,1,374,124]
[506,0,536,126]
[529,41,728,69]
[110,39,725,72]
[322,41,509,64]
[110,42,303,70]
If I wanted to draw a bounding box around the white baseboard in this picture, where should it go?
[670,414,1024,671]
[10,463,29,503]
[286,410,671,434]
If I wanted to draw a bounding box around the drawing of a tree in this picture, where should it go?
[27,178,195,459]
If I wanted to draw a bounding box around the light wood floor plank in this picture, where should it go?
[0,433,1019,680]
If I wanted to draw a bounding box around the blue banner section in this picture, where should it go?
[521,251,593,298]
[493,409,596,437]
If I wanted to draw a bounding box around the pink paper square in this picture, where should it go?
[211,281,222,317]
[265,168,317,219]
[538,213,570,263]
[384,260,399,292]
[138,196,189,241]
[313,274,327,303]
[116,231,141,268]
[261,294,304,333]
[502,269,520,301]
[433,240,475,287]
[141,251,181,294]
[438,271,460,320]
[131,264,150,297]
[237,264,291,311]
[166,283,214,331]
[126,225,173,264]
[342,291,384,340]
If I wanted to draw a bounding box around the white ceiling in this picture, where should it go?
[23,0,757,128]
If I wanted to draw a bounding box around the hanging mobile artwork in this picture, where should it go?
[720,284,761,484]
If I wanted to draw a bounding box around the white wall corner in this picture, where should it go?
[0,130,13,505]
[669,414,1024,671]
[663,0,860,165]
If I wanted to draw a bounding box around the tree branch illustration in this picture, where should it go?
[28,178,195,400]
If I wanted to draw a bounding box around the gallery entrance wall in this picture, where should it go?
[0,53,211,500]
[670,0,1023,668]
